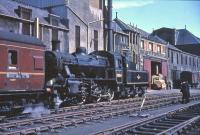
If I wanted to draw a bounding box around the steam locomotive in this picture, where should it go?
[0,31,148,110]
[45,47,149,104]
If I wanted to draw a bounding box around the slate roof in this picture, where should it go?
[168,44,182,51]
[113,18,135,32]
[0,0,68,29]
[0,30,44,46]
[176,29,200,45]
[148,34,168,45]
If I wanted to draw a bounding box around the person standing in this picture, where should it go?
[180,81,190,103]
[185,81,190,103]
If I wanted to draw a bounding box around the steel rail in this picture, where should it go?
[0,94,200,135]
[91,100,200,135]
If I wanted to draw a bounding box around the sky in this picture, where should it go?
[112,0,200,38]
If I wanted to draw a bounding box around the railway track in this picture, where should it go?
[3,93,181,120]
[0,93,200,135]
[92,101,200,135]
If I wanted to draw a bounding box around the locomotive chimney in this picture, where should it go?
[107,0,113,52]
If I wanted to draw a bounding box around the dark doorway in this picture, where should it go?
[180,71,192,84]
[151,61,162,76]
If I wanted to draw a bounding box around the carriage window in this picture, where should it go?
[8,50,18,65]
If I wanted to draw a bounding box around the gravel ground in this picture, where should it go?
[41,89,200,135]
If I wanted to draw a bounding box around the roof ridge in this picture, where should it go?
[11,0,48,11]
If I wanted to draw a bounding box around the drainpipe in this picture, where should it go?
[107,0,113,52]
[34,17,40,38]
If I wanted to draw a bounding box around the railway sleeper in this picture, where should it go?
[150,121,177,127]
[172,115,197,120]
[135,126,163,133]
[128,128,158,135]
[142,123,171,130]
[159,119,184,124]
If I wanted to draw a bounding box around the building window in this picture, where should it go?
[8,50,18,65]
[189,57,191,65]
[19,7,32,20]
[149,42,153,51]
[19,6,32,35]
[176,53,179,64]
[75,25,80,48]
[94,30,98,51]
[130,33,132,44]
[39,26,43,40]
[157,45,161,53]
[171,51,173,63]
[22,23,31,35]
[185,56,187,65]
[181,54,183,65]
[49,14,59,26]
[140,40,144,49]
[52,29,60,51]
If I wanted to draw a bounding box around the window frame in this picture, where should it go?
[75,25,80,48]
[8,49,18,69]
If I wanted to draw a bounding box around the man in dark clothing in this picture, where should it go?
[180,81,190,103]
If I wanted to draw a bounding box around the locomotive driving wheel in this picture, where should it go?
[77,83,88,105]
[105,88,115,101]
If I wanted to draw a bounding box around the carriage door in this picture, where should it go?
[6,49,20,90]
[115,56,123,84]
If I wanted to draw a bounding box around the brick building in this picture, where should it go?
[0,0,69,52]
[139,31,168,87]
[14,0,104,53]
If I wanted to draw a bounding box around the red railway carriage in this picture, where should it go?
[0,31,45,100]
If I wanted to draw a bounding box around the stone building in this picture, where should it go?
[167,43,200,88]
[153,27,200,87]
[153,27,200,56]
[111,17,140,69]
[14,0,104,53]
[0,0,69,52]
[112,20,129,54]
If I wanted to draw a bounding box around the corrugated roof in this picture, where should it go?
[0,30,44,46]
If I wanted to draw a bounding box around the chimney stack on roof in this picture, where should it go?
[115,12,118,19]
